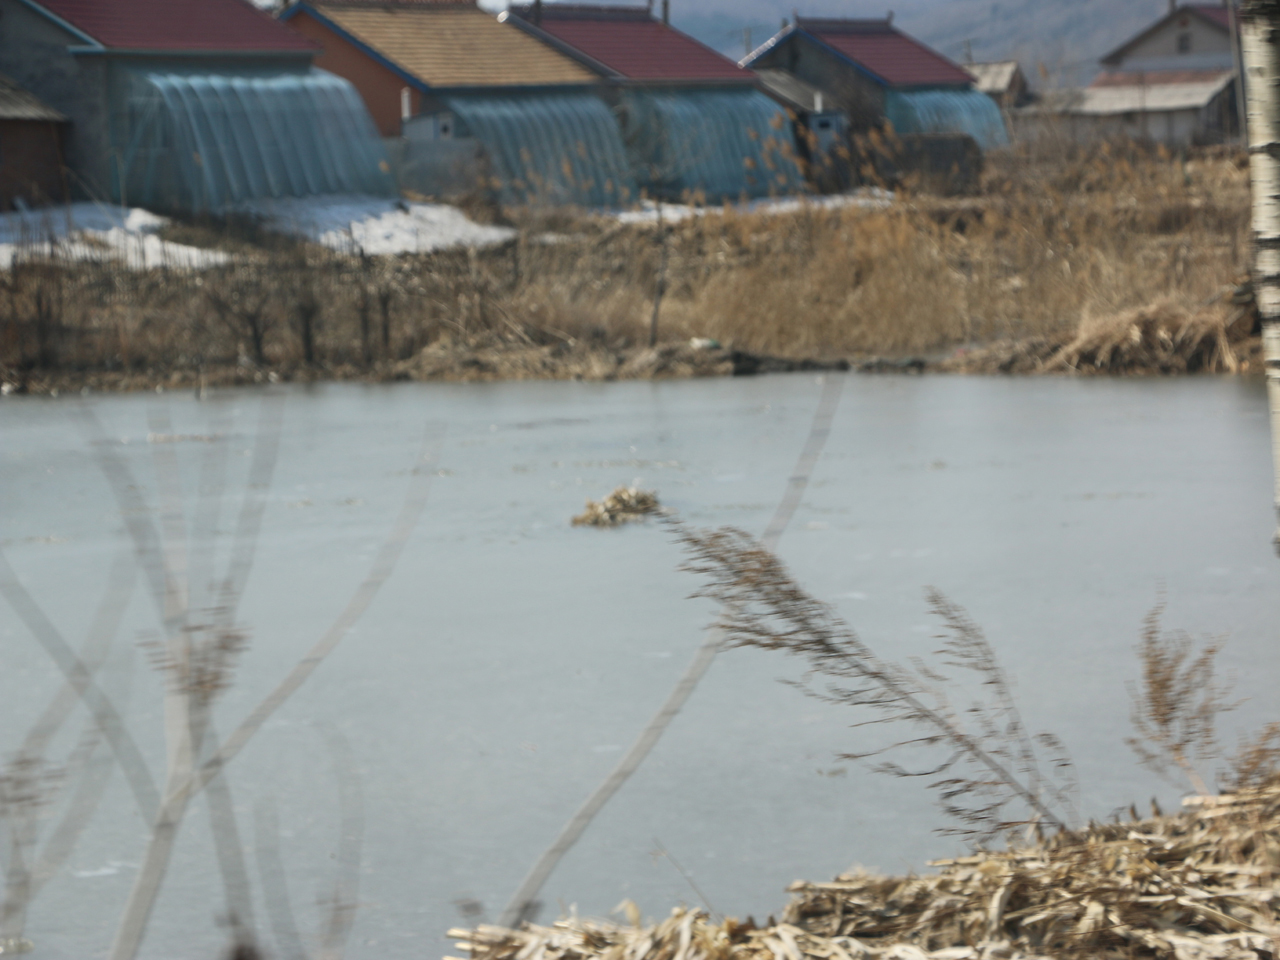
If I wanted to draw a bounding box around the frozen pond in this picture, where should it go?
[1,374,1277,960]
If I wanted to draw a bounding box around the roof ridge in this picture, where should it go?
[509,4,653,21]
[794,17,894,33]
[305,0,478,6]
[789,18,973,88]
[0,71,67,121]
[1100,4,1232,66]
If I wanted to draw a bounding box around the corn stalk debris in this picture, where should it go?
[451,783,1280,960]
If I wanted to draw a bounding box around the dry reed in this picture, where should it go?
[0,145,1254,393]
[677,524,1076,843]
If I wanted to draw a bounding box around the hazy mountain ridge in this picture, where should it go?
[672,0,1175,88]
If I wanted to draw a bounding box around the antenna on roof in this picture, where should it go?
[533,0,541,23]
[887,10,894,24]
[661,0,669,25]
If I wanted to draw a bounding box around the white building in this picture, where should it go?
[1100,3,1235,74]
[1017,3,1241,148]
[966,61,1028,109]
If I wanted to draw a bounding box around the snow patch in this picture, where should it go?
[0,203,229,270]
[0,195,516,270]
[613,189,894,225]
[241,195,516,254]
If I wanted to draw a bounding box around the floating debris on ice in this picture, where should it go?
[572,487,663,527]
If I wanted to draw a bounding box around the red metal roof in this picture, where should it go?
[796,18,973,88]
[33,0,317,52]
[1188,5,1231,29]
[509,4,752,82]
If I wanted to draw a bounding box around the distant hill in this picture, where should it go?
[671,0,1174,89]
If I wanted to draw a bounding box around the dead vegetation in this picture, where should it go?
[677,524,1077,844]
[940,297,1259,375]
[673,523,1279,837]
[450,781,1280,960]
[1127,603,1239,798]
[0,144,1258,392]
[447,521,1280,960]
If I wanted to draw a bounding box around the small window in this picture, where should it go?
[816,119,831,130]
[1176,32,1191,54]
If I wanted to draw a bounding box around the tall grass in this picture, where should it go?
[0,144,1251,390]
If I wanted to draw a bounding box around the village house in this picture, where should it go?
[279,0,620,203]
[1019,3,1241,147]
[966,60,1029,110]
[278,0,596,138]
[0,74,68,210]
[503,2,752,84]
[742,17,1009,151]
[0,0,394,212]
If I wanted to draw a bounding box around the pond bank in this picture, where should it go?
[2,327,1261,397]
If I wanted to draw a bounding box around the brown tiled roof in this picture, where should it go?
[307,1,596,87]
[0,73,66,121]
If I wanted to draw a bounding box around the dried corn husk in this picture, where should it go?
[451,783,1280,960]
[1043,299,1240,375]
[572,487,663,527]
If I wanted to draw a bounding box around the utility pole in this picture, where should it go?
[1240,0,1280,551]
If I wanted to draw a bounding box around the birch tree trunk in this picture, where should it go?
[1241,0,1280,552]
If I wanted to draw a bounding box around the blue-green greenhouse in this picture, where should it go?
[884,89,1010,151]
[440,88,638,208]
[618,87,805,202]
[111,67,395,212]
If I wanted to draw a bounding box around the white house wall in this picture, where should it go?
[1008,96,1228,151]
[1113,14,1235,72]
[1015,106,1207,148]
